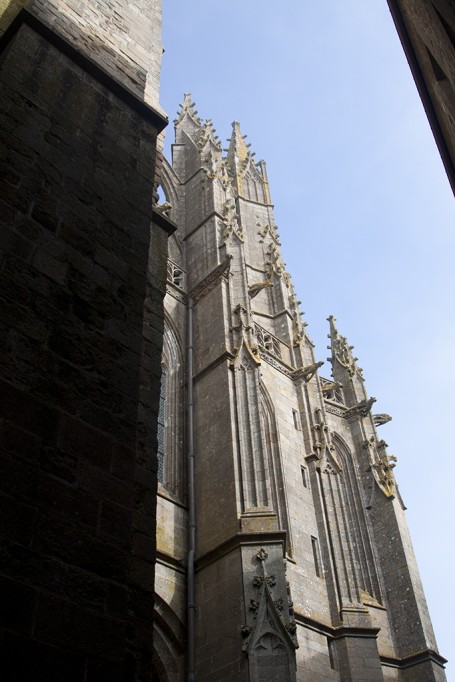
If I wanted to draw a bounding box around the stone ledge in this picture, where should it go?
[152,208,177,236]
[380,648,447,670]
[196,530,287,571]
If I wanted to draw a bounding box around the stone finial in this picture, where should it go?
[174,93,202,126]
[225,121,261,196]
[197,119,222,152]
[256,547,268,562]
[226,120,251,178]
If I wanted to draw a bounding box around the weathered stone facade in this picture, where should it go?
[155,95,447,681]
[0,2,171,680]
[0,0,449,679]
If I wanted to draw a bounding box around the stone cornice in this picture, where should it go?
[380,648,447,670]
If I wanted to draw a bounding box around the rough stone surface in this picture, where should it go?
[1,0,163,108]
[0,3,167,679]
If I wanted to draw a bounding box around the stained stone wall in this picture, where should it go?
[0,3,169,680]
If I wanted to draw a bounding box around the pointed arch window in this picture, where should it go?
[158,321,185,500]
[331,433,382,603]
[157,368,166,484]
[260,383,292,555]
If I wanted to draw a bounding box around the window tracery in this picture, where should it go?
[254,323,282,358]
[167,259,186,290]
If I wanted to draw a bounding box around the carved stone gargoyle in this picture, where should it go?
[321,381,343,393]
[155,201,172,216]
[344,397,377,419]
[248,281,273,298]
[292,360,324,382]
[373,413,392,427]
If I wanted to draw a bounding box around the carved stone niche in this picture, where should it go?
[240,544,297,682]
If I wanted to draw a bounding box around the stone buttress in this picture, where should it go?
[154,95,447,682]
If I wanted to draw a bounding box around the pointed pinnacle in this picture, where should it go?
[327,315,338,340]
[227,120,253,164]
[175,92,202,126]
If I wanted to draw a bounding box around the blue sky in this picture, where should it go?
[160,1,455,673]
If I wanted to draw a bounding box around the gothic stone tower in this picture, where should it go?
[154,95,447,681]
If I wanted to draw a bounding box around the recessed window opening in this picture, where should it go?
[327,638,338,670]
[157,369,166,484]
[292,409,301,430]
[311,536,322,577]
[156,184,166,204]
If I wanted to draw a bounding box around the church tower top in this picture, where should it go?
[327,315,359,376]
[225,120,271,203]
[174,92,202,127]
[226,121,251,167]
[327,315,370,406]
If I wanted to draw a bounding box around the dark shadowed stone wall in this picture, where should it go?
[0,11,169,681]
[387,0,455,193]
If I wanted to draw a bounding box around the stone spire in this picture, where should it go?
[225,121,271,202]
[226,121,252,195]
[327,316,359,376]
[173,93,203,149]
[327,315,369,407]
[172,94,211,182]
[174,92,202,127]
[196,119,222,152]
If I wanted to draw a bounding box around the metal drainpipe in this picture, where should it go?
[187,298,196,681]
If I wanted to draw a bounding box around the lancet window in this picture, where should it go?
[158,320,185,499]
[157,369,166,484]
[260,383,292,555]
[332,434,382,603]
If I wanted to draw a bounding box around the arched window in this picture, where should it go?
[159,320,184,499]
[260,382,293,555]
[157,368,166,484]
[332,433,382,603]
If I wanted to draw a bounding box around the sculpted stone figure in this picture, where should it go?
[373,413,392,426]
[248,281,273,298]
